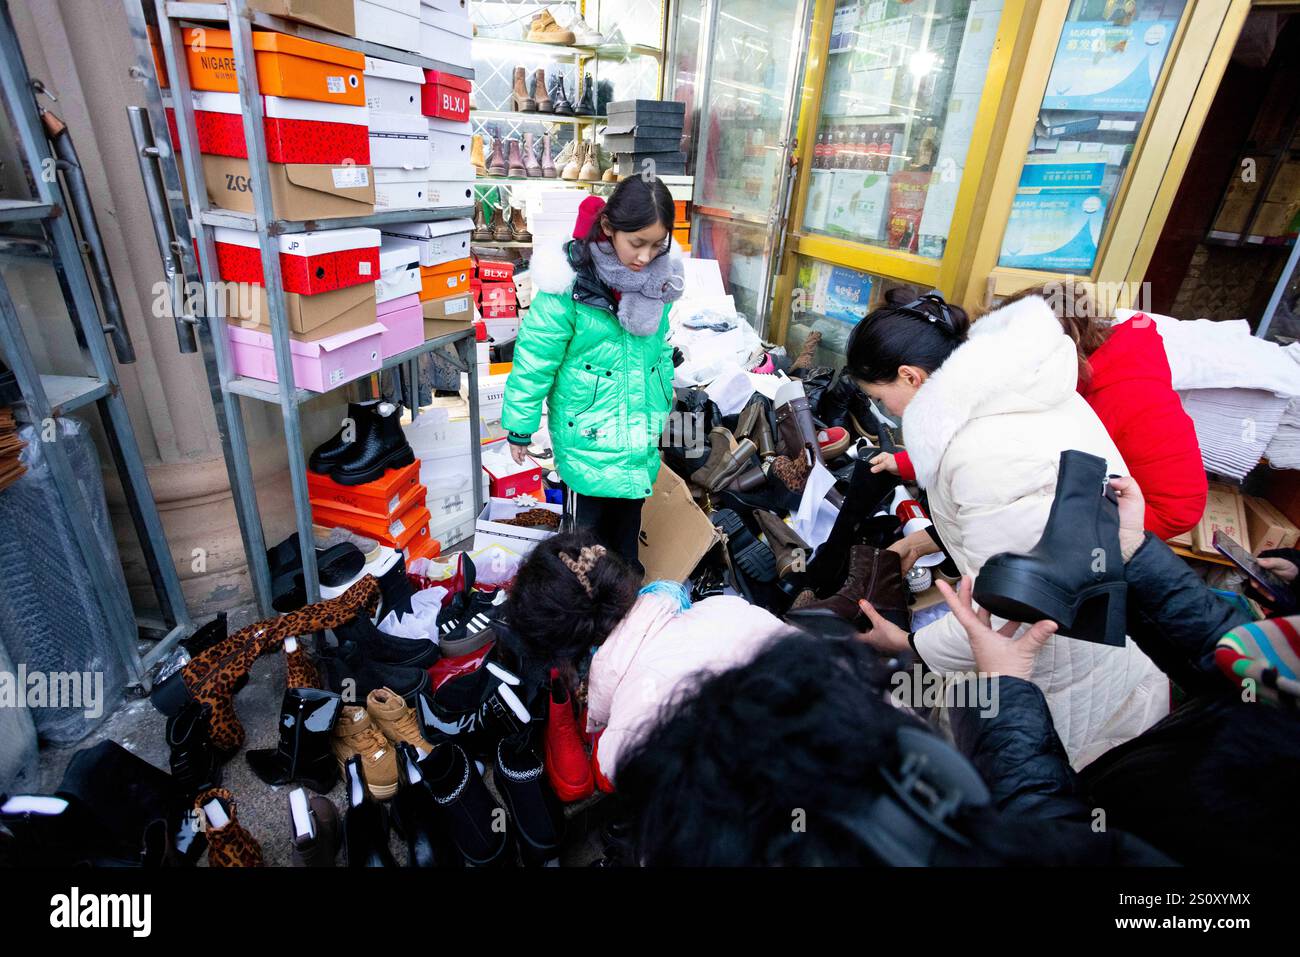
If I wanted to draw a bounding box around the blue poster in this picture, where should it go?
[1041,19,1178,113]
[1001,191,1107,272]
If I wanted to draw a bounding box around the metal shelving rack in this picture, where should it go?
[0,0,192,686]
[123,0,483,616]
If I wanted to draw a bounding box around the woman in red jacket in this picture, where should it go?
[873,284,1206,540]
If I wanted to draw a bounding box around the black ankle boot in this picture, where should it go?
[391,742,462,868]
[321,643,430,703]
[326,401,415,486]
[494,733,561,866]
[974,449,1127,646]
[422,661,531,759]
[310,400,383,473]
[333,613,439,669]
[167,700,222,797]
[343,756,396,867]
[420,741,510,866]
[246,688,343,792]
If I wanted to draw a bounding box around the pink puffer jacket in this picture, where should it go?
[586,593,787,784]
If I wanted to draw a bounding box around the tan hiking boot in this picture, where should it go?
[366,687,434,755]
[470,133,486,175]
[526,9,575,44]
[562,140,585,180]
[579,139,601,181]
[331,705,398,800]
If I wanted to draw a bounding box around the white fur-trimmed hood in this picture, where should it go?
[902,296,1078,489]
[528,238,685,297]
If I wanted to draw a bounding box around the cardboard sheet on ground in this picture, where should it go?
[791,460,841,550]
[639,465,721,584]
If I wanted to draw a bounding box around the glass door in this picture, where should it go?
[681,0,813,333]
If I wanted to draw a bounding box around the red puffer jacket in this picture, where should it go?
[1081,315,1206,539]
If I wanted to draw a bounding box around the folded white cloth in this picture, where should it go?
[1180,387,1288,479]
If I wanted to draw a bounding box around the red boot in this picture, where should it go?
[544,669,595,802]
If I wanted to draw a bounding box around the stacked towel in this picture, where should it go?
[1180,388,1289,479]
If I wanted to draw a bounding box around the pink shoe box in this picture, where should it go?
[376,292,424,359]
[227,320,384,393]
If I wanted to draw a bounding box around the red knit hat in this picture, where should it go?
[573,194,607,240]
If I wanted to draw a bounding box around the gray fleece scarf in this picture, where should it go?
[588,240,686,336]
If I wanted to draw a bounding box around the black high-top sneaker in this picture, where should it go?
[327,401,415,486]
[419,661,531,759]
[391,742,462,868]
[493,732,561,866]
[310,400,384,473]
[974,450,1127,646]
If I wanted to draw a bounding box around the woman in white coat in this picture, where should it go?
[846,291,1168,768]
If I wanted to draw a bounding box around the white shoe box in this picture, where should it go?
[419,4,472,68]
[375,166,432,209]
[364,57,424,115]
[356,0,422,54]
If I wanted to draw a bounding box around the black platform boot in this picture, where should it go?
[343,756,397,867]
[974,449,1127,647]
[420,741,511,866]
[246,688,343,792]
[309,400,383,473]
[494,732,561,866]
[167,699,223,797]
[327,401,415,486]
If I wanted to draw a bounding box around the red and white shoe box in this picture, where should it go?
[192,90,369,165]
[214,225,380,295]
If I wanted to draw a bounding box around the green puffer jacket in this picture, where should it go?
[501,241,676,499]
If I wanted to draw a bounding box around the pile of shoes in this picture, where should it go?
[472,195,532,242]
[665,330,923,630]
[474,125,558,180]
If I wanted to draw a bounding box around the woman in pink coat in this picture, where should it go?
[507,531,788,786]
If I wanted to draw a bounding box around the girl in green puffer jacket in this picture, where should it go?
[502,178,684,572]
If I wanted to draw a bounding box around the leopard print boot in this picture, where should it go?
[196,787,263,867]
[285,638,322,690]
[180,576,381,752]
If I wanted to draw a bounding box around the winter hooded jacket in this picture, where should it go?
[903,296,1169,769]
[502,240,678,499]
[1079,315,1206,539]
[586,592,787,783]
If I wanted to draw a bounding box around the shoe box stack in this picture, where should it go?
[522,185,587,259]
[380,216,475,338]
[235,0,471,65]
[475,256,519,362]
[405,400,490,550]
[309,404,439,562]
[604,99,687,178]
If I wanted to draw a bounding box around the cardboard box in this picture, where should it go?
[480,446,543,499]
[192,91,369,164]
[214,225,380,295]
[420,257,471,300]
[314,498,431,549]
[226,319,384,392]
[202,154,374,220]
[1244,495,1300,553]
[421,70,471,122]
[376,239,421,303]
[236,0,355,35]
[421,291,472,322]
[1192,483,1251,556]
[375,166,432,209]
[355,0,421,53]
[308,457,421,515]
[376,292,424,358]
[183,28,365,106]
[477,259,514,282]
[472,497,561,559]
[368,113,431,170]
[364,56,424,115]
[381,218,472,266]
[638,465,721,583]
[224,280,376,337]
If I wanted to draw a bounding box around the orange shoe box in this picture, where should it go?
[419,258,471,301]
[312,481,426,532]
[405,525,440,562]
[183,29,365,106]
[313,499,431,550]
[307,458,420,515]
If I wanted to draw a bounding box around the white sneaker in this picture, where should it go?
[568,15,605,46]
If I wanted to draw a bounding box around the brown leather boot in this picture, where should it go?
[507,138,526,176]
[486,131,507,176]
[540,132,557,177]
[754,510,811,578]
[523,133,542,177]
[787,543,908,627]
[789,329,823,375]
[775,379,824,466]
[490,203,512,241]
[510,204,532,242]
[532,68,553,112]
[690,427,757,493]
[511,66,536,112]
[470,133,486,176]
[472,199,492,241]
[196,788,264,867]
